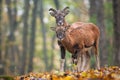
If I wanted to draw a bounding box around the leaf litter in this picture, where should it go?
[15,66,120,80]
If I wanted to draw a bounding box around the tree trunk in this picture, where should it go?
[6,0,18,74]
[0,0,4,75]
[112,0,120,66]
[27,0,38,73]
[89,0,96,17]
[39,0,48,71]
[89,0,97,22]
[53,0,60,9]
[0,0,2,60]
[96,0,108,67]
[20,0,29,74]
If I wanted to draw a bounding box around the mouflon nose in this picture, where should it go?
[57,32,64,40]
[58,21,63,26]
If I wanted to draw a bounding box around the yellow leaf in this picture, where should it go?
[63,76,74,80]
[81,71,87,77]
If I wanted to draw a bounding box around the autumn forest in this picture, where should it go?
[0,0,120,79]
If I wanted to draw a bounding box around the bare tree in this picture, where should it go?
[5,0,18,74]
[0,0,4,75]
[113,0,120,66]
[0,0,2,60]
[28,0,38,73]
[53,0,60,9]
[39,0,48,71]
[20,0,30,74]
[89,0,96,22]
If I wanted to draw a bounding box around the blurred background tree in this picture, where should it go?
[0,0,119,76]
[112,0,120,66]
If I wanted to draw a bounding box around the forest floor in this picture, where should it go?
[14,66,120,80]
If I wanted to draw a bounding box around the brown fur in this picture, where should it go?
[52,22,100,71]
[62,22,100,53]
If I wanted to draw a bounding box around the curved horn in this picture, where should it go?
[49,8,57,13]
[63,7,70,16]
[63,7,69,11]
[49,8,57,17]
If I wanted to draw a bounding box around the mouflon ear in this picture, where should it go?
[62,7,70,16]
[49,8,57,17]
[50,27,56,31]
